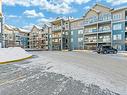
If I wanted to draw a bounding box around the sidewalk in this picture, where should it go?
[118,51,127,57]
[72,50,94,52]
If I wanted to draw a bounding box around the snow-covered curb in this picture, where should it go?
[0,47,32,64]
[118,53,127,57]
[72,50,94,52]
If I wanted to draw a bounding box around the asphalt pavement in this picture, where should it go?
[0,51,127,95]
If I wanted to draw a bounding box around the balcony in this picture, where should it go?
[52,26,62,32]
[84,32,97,35]
[98,30,111,33]
[85,39,97,44]
[98,39,111,43]
[84,22,97,27]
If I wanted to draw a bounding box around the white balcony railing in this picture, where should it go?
[52,26,62,31]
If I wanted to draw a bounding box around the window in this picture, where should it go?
[99,13,111,21]
[78,38,83,42]
[78,30,83,34]
[113,34,122,40]
[54,39,58,42]
[113,13,122,20]
[65,32,68,35]
[71,38,73,42]
[113,23,122,30]
[71,31,73,35]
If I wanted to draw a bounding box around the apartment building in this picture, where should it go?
[50,3,127,51]
[3,24,17,47]
[41,24,51,50]
[51,18,70,50]
[3,24,29,48]
[29,25,51,50]
[83,3,127,51]
[83,4,112,50]
[70,18,84,50]
[18,28,29,48]
[112,8,127,51]
[29,25,42,49]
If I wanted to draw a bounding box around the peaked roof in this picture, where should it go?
[111,6,127,12]
[4,24,16,30]
[93,3,112,10]
[34,25,42,29]
[83,3,113,18]
[18,28,30,33]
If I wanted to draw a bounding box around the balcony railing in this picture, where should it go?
[85,39,97,43]
[52,26,62,31]
[98,30,111,33]
[98,39,111,43]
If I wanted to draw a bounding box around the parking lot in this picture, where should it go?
[0,51,127,95]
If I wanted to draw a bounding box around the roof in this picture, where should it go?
[70,18,84,23]
[83,3,113,18]
[4,24,16,30]
[18,28,30,33]
[111,6,127,12]
[34,25,42,29]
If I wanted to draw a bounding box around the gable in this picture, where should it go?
[31,26,40,33]
[84,4,112,19]
[93,4,111,14]
[85,9,98,19]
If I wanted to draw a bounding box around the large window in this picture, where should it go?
[78,38,83,42]
[113,13,122,20]
[78,30,83,34]
[99,25,110,32]
[113,34,122,40]
[113,23,122,30]
[85,16,97,24]
[71,31,73,35]
[99,13,111,21]
[71,38,73,42]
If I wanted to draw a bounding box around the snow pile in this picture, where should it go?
[0,47,32,63]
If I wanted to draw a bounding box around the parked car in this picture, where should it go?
[96,45,118,54]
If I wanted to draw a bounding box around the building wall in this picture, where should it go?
[3,25,15,48]
[112,22,125,50]
[70,29,84,50]
[83,4,127,51]
[20,34,29,48]
[51,19,70,50]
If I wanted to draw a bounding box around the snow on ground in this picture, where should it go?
[1,51,127,95]
[45,58,120,94]
[14,51,126,94]
[0,47,32,63]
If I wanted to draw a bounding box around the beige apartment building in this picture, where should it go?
[50,17,72,50]
[3,24,29,48]
[28,25,51,50]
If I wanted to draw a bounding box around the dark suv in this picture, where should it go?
[96,45,117,54]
